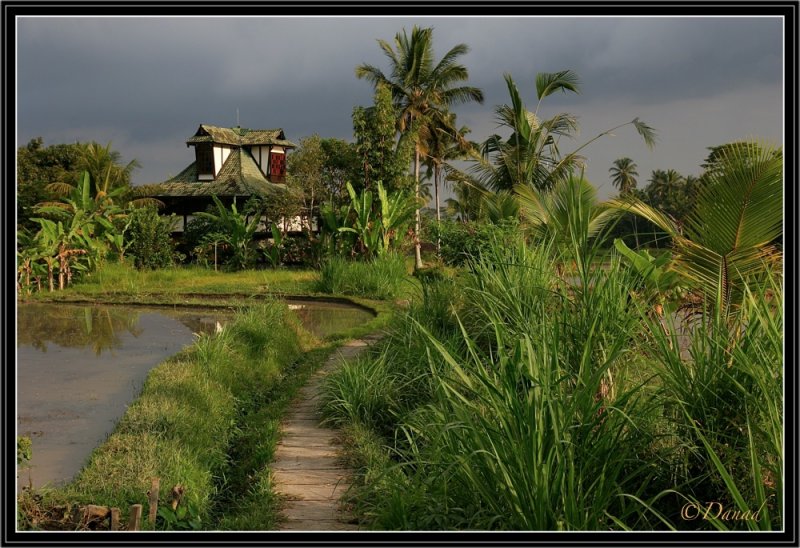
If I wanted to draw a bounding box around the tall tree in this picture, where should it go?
[469,71,656,194]
[610,157,640,247]
[421,112,473,252]
[319,138,360,207]
[17,138,83,233]
[609,157,639,196]
[444,176,487,223]
[352,83,413,194]
[45,141,140,204]
[287,134,326,236]
[356,25,484,269]
[645,169,691,223]
[471,71,582,192]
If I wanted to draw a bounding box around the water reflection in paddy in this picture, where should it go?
[16,300,374,490]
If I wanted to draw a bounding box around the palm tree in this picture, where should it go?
[471,72,582,193]
[608,141,782,315]
[465,70,656,195]
[444,171,488,223]
[609,158,639,196]
[418,178,433,203]
[647,169,683,207]
[445,182,477,222]
[610,157,640,246]
[420,112,474,252]
[356,25,484,269]
[516,176,616,263]
[45,142,139,203]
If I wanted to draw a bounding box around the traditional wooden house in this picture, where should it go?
[146,124,298,231]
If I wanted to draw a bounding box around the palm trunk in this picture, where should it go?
[435,163,441,256]
[414,145,423,270]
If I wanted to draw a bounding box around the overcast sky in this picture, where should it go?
[16,15,784,201]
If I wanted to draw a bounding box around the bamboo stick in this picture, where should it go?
[127,504,143,531]
[147,477,160,525]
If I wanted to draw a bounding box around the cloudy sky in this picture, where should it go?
[16,15,784,201]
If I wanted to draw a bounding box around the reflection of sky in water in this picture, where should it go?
[286,301,374,339]
[16,306,208,490]
[15,301,373,490]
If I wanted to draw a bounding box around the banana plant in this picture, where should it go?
[195,195,260,270]
[339,182,380,257]
[376,181,418,255]
[319,202,350,256]
[96,214,131,263]
[264,223,284,268]
[32,216,92,290]
[614,238,684,321]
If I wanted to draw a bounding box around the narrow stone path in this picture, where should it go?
[272,334,381,531]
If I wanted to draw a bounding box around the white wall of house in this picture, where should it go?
[213,146,232,176]
[167,213,316,234]
[249,145,285,177]
[256,215,317,233]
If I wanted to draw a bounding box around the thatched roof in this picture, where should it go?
[148,148,287,198]
[186,124,297,148]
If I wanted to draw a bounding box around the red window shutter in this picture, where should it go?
[269,152,285,178]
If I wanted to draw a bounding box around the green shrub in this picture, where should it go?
[429,218,519,266]
[126,205,177,270]
[320,353,399,436]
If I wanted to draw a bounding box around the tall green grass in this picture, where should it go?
[321,235,661,529]
[320,228,783,531]
[639,267,783,530]
[315,254,409,300]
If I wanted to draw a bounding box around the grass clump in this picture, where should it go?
[40,261,318,300]
[315,254,410,300]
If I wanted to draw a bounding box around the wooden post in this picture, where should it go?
[127,504,143,531]
[110,508,120,531]
[147,477,160,525]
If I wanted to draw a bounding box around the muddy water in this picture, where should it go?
[16,300,374,491]
[285,299,375,339]
[16,304,228,491]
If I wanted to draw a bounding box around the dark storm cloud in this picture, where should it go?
[16,15,784,190]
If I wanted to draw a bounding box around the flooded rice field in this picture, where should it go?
[15,300,374,490]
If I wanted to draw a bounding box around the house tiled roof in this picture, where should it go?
[186,124,298,148]
[149,148,287,198]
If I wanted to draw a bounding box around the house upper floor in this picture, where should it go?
[186,124,297,184]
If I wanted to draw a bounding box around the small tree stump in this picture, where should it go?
[147,477,160,525]
[127,504,143,531]
[80,505,109,529]
[170,485,185,511]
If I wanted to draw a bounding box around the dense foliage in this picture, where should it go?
[320,159,783,529]
[126,206,177,270]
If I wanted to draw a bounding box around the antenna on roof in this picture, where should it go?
[236,108,240,128]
